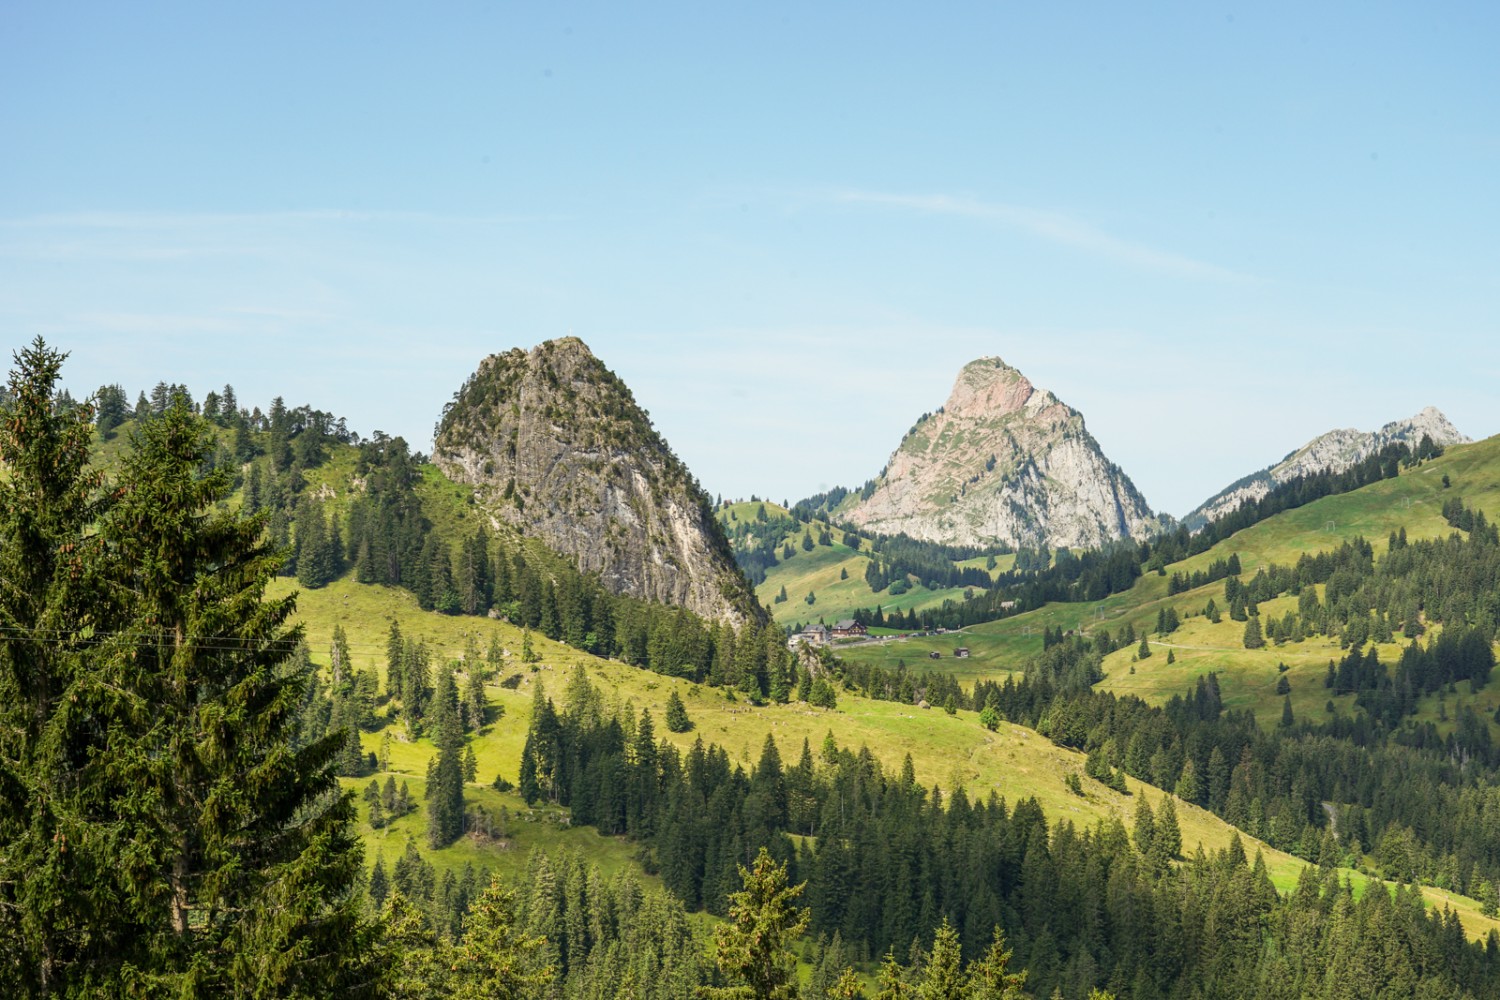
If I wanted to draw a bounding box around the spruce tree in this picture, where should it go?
[427,670,467,847]
[463,667,488,730]
[2,382,384,994]
[450,874,556,997]
[1174,759,1202,805]
[966,924,1029,998]
[518,733,541,806]
[810,677,839,710]
[828,968,866,999]
[703,847,809,1000]
[1133,797,1156,856]
[295,495,335,588]
[369,856,390,907]
[917,918,966,999]
[874,950,916,999]
[385,620,405,702]
[1243,616,1265,650]
[665,688,694,732]
[0,339,114,992]
[112,400,383,989]
[1156,797,1182,860]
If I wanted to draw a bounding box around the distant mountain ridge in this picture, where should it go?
[432,338,760,624]
[837,357,1157,550]
[1183,406,1469,528]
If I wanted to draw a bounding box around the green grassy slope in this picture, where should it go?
[718,501,997,628]
[1170,451,1498,581]
[73,413,1500,940]
[1093,592,1500,732]
[283,576,1500,941]
[877,435,1500,690]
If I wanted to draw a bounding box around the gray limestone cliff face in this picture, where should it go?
[840,357,1156,549]
[432,338,757,625]
[1185,407,1469,527]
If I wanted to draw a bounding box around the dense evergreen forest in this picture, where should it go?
[8,341,1500,998]
[977,644,1500,907]
[518,668,1500,999]
[823,516,1500,912]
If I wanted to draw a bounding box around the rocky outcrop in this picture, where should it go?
[433,338,759,624]
[839,357,1156,550]
[1184,407,1469,527]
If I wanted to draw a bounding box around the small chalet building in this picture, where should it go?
[791,624,831,648]
[830,619,868,639]
[954,647,971,658]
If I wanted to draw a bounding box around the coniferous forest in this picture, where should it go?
[6,337,1500,999]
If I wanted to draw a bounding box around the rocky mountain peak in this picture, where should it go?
[1184,406,1470,527]
[840,357,1155,550]
[940,357,1065,421]
[433,338,759,625]
[1381,406,1467,445]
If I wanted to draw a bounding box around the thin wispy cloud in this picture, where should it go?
[835,190,1251,282]
[0,209,553,231]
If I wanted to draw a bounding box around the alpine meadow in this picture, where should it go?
[3,330,1499,999]
[4,7,1497,997]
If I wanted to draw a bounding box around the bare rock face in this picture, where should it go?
[1185,406,1470,527]
[433,338,758,625]
[840,357,1156,549]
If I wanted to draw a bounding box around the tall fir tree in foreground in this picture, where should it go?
[98,398,383,992]
[0,338,115,992]
[0,341,384,995]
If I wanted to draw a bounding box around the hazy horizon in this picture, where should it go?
[29,333,1482,522]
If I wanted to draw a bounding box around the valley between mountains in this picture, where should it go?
[6,335,1499,998]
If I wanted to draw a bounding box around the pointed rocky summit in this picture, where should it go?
[840,357,1156,550]
[433,338,759,624]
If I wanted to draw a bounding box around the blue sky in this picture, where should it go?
[3,2,1496,517]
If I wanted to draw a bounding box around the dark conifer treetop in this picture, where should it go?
[0,340,383,996]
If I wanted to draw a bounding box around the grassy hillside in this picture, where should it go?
[717,500,1001,628]
[860,435,1500,692]
[283,576,1500,941]
[1093,592,1500,733]
[71,411,1500,942]
[1170,440,1500,580]
[831,627,1026,683]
